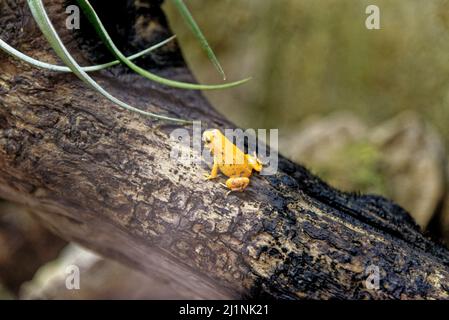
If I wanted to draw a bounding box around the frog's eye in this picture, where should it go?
[205,137,212,143]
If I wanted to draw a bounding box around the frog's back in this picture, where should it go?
[212,131,254,178]
[218,160,253,178]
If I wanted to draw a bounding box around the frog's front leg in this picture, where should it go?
[225,177,250,192]
[204,161,219,180]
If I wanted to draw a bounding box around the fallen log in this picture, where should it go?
[0,0,448,299]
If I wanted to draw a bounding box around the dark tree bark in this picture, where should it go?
[1,0,449,299]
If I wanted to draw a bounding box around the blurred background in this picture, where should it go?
[166,0,449,139]
[2,0,449,299]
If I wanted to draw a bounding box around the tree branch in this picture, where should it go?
[1,0,448,299]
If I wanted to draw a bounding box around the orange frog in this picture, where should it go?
[203,129,263,193]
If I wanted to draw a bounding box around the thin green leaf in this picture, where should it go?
[171,0,226,80]
[0,36,176,72]
[77,0,250,90]
[27,0,191,123]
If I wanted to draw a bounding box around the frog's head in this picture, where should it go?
[202,129,220,151]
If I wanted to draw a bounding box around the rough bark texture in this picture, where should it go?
[1,0,449,299]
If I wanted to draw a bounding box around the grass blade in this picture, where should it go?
[27,0,191,123]
[0,35,176,72]
[77,0,250,90]
[171,0,226,80]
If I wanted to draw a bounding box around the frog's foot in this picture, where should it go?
[204,173,217,181]
[225,177,250,193]
[216,182,234,198]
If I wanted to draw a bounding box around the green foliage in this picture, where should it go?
[171,0,226,80]
[2,0,250,123]
[0,36,176,72]
[27,0,191,123]
[76,0,250,90]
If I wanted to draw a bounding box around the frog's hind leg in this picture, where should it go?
[204,162,219,180]
[225,177,250,193]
